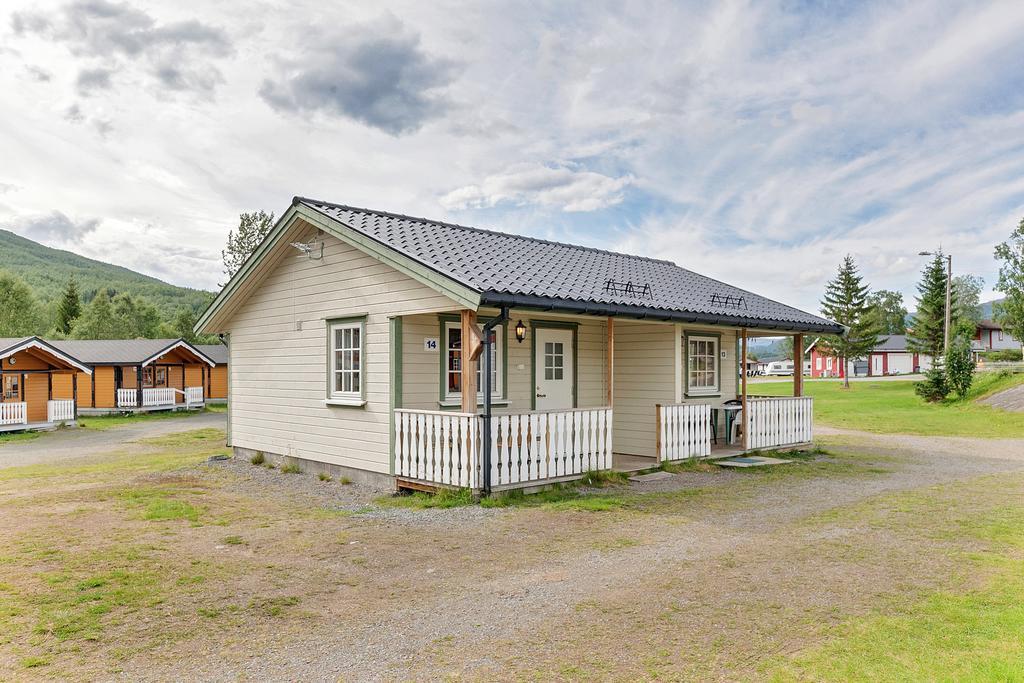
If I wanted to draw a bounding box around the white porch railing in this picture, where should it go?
[394,410,480,488]
[0,402,28,426]
[490,407,613,488]
[745,397,814,450]
[393,407,614,490]
[47,400,75,423]
[116,387,178,409]
[144,388,177,407]
[656,403,712,461]
[185,386,204,407]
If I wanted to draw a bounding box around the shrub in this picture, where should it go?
[280,462,302,474]
[982,348,1023,362]
[339,476,352,485]
[249,451,265,466]
[915,364,949,403]
[318,472,332,482]
[946,338,976,398]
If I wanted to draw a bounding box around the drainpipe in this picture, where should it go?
[480,306,509,496]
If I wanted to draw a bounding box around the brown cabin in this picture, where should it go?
[49,339,217,413]
[0,337,92,430]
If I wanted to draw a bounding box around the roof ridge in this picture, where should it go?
[294,196,677,267]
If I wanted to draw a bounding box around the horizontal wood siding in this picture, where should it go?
[613,322,675,456]
[51,373,74,400]
[25,374,48,423]
[93,366,116,408]
[400,313,608,412]
[226,224,456,475]
[208,366,228,399]
[77,372,92,408]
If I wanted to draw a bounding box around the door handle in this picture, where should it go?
[536,393,546,398]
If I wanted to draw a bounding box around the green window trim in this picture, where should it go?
[325,315,368,406]
[529,320,579,411]
[683,330,723,398]
[437,313,508,405]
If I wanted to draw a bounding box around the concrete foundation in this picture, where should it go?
[231,446,394,489]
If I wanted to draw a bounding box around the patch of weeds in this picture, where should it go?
[482,484,627,511]
[580,469,628,487]
[280,462,303,474]
[222,536,244,546]
[21,655,50,668]
[661,457,716,473]
[339,476,352,485]
[249,595,300,617]
[377,488,474,509]
[590,537,640,551]
[250,451,265,466]
[318,473,332,482]
[0,431,42,447]
[263,463,276,470]
[117,487,202,523]
[197,607,221,618]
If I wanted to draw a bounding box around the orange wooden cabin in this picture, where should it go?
[196,344,229,402]
[49,339,218,414]
[0,337,93,431]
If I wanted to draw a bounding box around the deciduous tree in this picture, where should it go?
[994,218,1024,359]
[0,271,41,337]
[865,289,907,335]
[222,210,275,284]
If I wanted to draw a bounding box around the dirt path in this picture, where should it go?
[115,430,1024,682]
[0,412,226,469]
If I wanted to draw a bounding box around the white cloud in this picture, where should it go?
[440,163,632,213]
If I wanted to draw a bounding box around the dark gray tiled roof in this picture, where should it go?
[875,334,909,351]
[49,339,212,365]
[0,338,31,356]
[298,198,842,333]
[196,343,229,365]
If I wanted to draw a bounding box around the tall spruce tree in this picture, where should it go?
[908,251,955,359]
[55,277,82,336]
[819,255,881,389]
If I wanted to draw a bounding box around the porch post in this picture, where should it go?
[793,333,804,397]
[460,310,478,413]
[606,317,614,407]
[136,366,143,408]
[741,329,748,452]
[72,373,78,420]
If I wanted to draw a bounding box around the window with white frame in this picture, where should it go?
[444,321,502,401]
[686,335,719,394]
[816,357,822,370]
[329,320,363,401]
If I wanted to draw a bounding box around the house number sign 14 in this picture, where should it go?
[423,338,439,351]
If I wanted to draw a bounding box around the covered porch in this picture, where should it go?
[109,342,212,413]
[390,308,815,493]
[0,338,91,433]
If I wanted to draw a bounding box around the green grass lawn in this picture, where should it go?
[78,405,222,432]
[755,372,1024,438]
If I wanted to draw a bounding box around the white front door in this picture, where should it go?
[871,355,884,376]
[534,328,574,411]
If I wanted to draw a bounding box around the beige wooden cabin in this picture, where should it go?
[0,337,92,432]
[197,197,841,493]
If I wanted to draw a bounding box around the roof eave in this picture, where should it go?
[478,292,845,335]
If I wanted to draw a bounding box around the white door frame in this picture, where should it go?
[533,324,576,411]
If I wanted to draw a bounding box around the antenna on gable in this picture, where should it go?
[289,239,323,260]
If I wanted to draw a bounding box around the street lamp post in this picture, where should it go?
[919,251,952,355]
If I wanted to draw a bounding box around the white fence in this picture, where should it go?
[117,387,178,409]
[745,397,813,450]
[393,407,614,490]
[656,403,712,461]
[0,402,27,426]
[394,410,480,488]
[490,407,613,488]
[185,386,204,407]
[47,400,75,422]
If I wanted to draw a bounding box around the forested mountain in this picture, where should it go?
[0,229,214,316]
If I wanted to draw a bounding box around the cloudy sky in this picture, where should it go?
[2,0,1023,313]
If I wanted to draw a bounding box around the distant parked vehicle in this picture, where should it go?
[764,360,795,376]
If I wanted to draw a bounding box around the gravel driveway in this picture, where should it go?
[0,411,226,469]
[114,427,1024,682]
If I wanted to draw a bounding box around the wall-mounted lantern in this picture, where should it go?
[514,320,527,343]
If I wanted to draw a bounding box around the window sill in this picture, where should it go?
[685,392,721,399]
[324,398,366,408]
[437,399,508,409]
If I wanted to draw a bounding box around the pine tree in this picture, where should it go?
[55,277,82,336]
[818,255,881,389]
[908,251,955,359]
